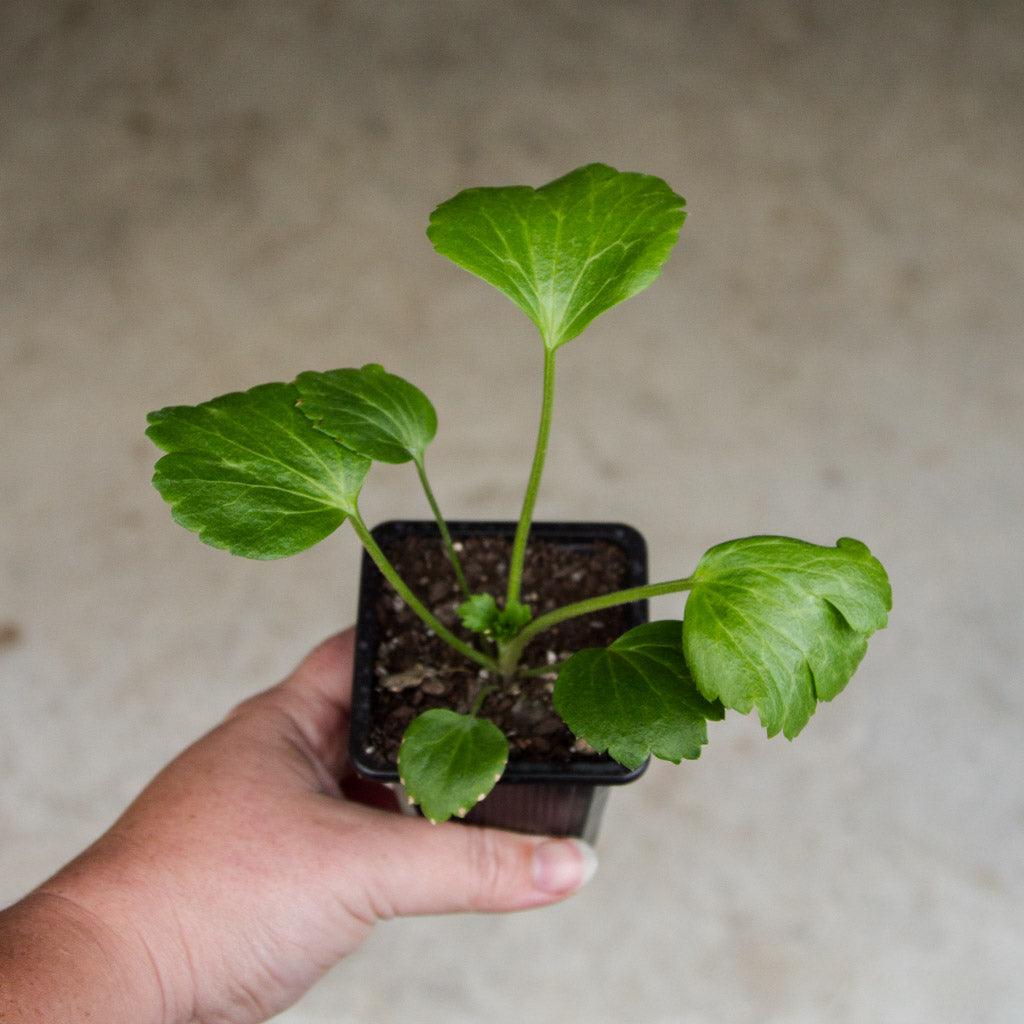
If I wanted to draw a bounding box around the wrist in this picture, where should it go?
[0,889,168,1024]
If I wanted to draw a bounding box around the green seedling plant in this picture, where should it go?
[147,164,892,823]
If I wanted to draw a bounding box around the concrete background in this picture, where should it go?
[2,2,1021,1021]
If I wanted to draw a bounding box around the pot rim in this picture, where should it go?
[349,519,650,786]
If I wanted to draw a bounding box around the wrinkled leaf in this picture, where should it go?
[554,620,724,769]
[459,593,501,633]
[458,593,532,641]
[146,382,370,559]
[427,163,686,350]
[683,536,892,739]
[294,364,436,464]
[399,709,509,823]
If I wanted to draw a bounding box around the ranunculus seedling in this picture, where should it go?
[147,163,892,823]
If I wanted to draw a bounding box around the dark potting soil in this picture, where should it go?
[367,533,636,766]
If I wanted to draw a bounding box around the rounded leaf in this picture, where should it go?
[294,364,436,464]
[146,382,370,559]
[554,620,724,769]
[684,536,892,739]
[398,709,509,824]
[427,163,686,350]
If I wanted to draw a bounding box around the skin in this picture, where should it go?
[0,629,596,1024]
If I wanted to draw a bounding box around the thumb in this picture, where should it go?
[356,815,599,919]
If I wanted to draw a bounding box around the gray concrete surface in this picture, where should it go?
[2,2,1022,1021]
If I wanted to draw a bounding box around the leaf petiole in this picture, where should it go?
[413,456,471,598]
[497,576,697,678]
[506,345,558,608]
[469,682,496,717]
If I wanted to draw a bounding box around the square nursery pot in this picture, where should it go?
[350,520,649,843]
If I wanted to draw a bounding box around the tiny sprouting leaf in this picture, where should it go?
[495,600,532,639]
[553,620,725,770]
[459,593,501,634]
[683,536,892,739]
[146,382,370,559]
[458,594,532,641]
[398,709,509,823]
[294,364,437,464]
[427,163,686,351]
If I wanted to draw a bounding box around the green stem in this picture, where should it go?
[506,345,558,607]
[497,576,696,677]
[348,511,497,672]
[415,456,470,598]
[469,682,496,717]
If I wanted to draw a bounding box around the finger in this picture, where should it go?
[282,628,357,707]
[270,629,357,776]
[352,815,599,918]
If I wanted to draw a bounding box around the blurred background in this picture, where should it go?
[2,2,1021,1021]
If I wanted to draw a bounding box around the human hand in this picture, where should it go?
[2,629,596,1024]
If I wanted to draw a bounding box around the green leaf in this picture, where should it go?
[427,163,686,350]
[458,593,532,641]
[495,600,532,639]
[398,709,509,823]
[146,382,370,559]
[553,620,725,770]
[459,593,501,633]
[683,536,892,739]
[294,364,437,464]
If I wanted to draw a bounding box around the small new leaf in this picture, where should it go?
[554,620,725,770]
[684,536,892,739]
[146,382,370,559]
[458,594,532,641]
[496,600,533,639]
[427,163,686,350]
[294,364,437,464]
[398,709,509,823]
[458,593,499,633]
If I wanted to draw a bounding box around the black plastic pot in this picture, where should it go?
[349,520,650,842]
